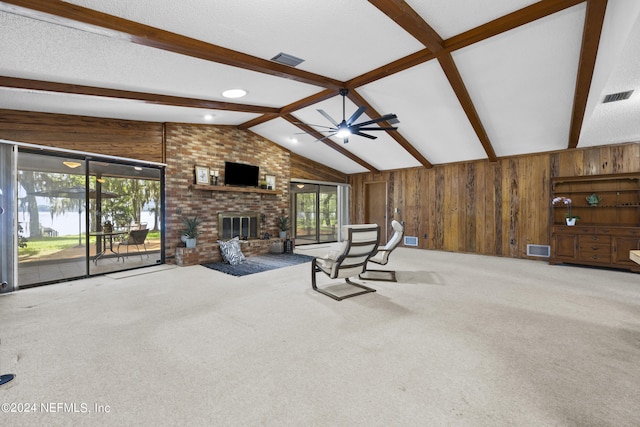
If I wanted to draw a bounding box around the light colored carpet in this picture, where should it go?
[1,247,639,426]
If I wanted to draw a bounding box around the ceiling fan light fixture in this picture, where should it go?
[336,128,351,138]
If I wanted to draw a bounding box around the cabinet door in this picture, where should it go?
[612,237,640,267]
[553,234,577,260]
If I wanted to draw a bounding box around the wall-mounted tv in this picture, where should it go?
[224,161,259,187]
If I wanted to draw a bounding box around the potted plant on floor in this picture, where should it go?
[182,216,201,248]
[276,215,290,239]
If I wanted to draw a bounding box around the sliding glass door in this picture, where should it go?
[0,143,16,293]
[292,183,338,245]
[17,150,163,287]
[87,160,162,275]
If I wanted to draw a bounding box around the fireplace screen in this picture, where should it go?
[218,212,260,240]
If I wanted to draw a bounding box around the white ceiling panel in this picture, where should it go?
[64,0,425,81]
[406,0,538,39]
[359,61,487,165]
[580,11,640,147]
[0,1,639,173]
[0,12,321,106]
[0,88,259,125]
[251,117,368,174]
[452,4,586,157]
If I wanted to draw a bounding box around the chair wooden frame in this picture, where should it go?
[311,224,380,301]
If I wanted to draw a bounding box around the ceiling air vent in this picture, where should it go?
[271,52,305,67]
[603,90,634,103]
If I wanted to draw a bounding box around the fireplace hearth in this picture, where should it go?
[218,211,260,240]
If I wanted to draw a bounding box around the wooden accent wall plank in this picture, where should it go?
[0,109,163,163]
[433,167,445,249]
[465,163,477,253]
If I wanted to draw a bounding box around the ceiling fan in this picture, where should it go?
[306,89,398,144]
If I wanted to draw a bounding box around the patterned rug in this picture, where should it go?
[201,253,315,277]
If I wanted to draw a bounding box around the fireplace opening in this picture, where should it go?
[218,212,260,240]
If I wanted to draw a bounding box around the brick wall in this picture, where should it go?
[165,124,290,264]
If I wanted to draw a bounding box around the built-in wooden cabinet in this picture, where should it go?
[550,173,640,272]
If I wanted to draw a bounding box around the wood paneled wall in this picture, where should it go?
[290,153,348,183]
[349,143,640,259]
[0,109,164,163]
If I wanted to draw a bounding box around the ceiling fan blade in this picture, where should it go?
[315,132,338,142]
[293,121,337,129]
[354,131,377,140]
[353,113,398,127]
[317,109,339,127]
[346,106,366,126]
[294,130,337,135]
[355,126,397,131]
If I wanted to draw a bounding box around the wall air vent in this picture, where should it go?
[270,52,305,67]
[526,244,550,258]
[404,236,418,247]
[603,90,634,103]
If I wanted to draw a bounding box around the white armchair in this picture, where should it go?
[359,220,404,282]
[311,224,380,301]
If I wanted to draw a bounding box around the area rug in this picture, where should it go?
[201,253,314,277]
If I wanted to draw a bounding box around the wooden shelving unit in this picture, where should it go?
[550,173,640,272]
[191,184,280,195]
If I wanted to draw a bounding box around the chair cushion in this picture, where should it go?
[218,237,246,265]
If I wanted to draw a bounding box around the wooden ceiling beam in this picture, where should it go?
[446,0,586,52]
[0,76,280,114]
[368,0,443,52]
[369,0,497,162]
[346,89,433,168]
[0,0,343,91]
[282,114,380,173]
[345,49,436,89]
[438,55,497,162]
[568,0,608,149]
[238,89,338,130]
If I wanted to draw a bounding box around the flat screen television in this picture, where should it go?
[224,161,259,187]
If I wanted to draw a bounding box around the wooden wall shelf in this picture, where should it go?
[191,184,280,195]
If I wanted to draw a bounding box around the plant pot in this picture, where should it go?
[566,218,577,226]
[279,231,287,239]
[185,238,197,248]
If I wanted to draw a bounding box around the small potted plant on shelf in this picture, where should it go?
[259,179,268,189]
[552,196,580,226]
[182,216,201,248]
[276,215,290,239]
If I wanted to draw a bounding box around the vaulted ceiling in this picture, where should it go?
[1,0,639,174]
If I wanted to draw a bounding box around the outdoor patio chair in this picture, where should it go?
[359,220,404,282]
[117,228,150,261]
[311,224,380,301]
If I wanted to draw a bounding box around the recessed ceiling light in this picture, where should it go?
[290,137,298,144]
[222,89,247,99]
[204,114,214,121]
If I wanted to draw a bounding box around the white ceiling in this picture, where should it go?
[0,0,639,174]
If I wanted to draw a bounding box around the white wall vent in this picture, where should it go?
[603,90,634,103]
[527,244,550,257]
[404,236,418,247]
